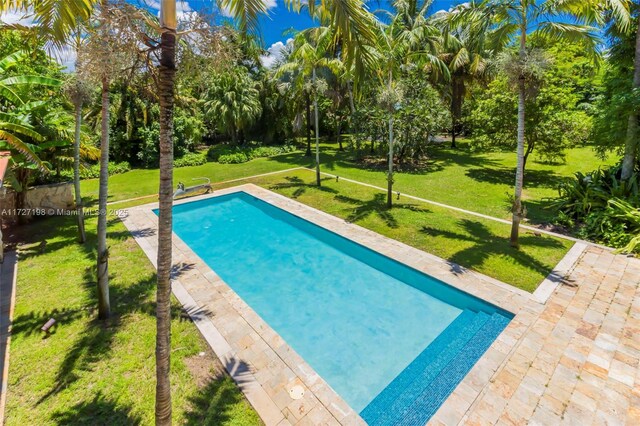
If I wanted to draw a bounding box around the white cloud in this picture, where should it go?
[54,45,77,72]
[220,0,277,18]
[0,8,35,26]
[260,37,293,69]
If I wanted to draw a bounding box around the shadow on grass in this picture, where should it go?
[420,219,565,277]
[334,193,431,229]
[465,166,561,189]
[184,358,258,426]
[9,215,199,405]
[269,175,338,198]
[51,392,141,425]
[29,268,197,404]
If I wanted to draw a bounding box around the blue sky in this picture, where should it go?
[0,0,461,69]
[136,0,461,48]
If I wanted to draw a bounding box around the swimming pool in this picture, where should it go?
[168,191,513,425]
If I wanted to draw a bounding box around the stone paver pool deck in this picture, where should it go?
[121,184,640,425]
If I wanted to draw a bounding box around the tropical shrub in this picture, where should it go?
[218,152,250,164]
[173,152,207,168]
[79,161,131,179]
[207,143,296,164]
[553,164,640,252]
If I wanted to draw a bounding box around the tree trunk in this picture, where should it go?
[230,127,237,145]
[305,94,312,156]
[336,121,343,151]
[73,101,86,243]
[313,68,321,186]
[451,76,464,149]
[97,76,111,319]
[510,27,527,249]
[347,80,356,115]
[155,28,177,426]
[621,19,640,181]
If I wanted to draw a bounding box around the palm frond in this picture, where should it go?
[0,130,48,172]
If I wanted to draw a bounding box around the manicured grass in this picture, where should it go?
[5,214,261,425]
[82,141,617,225]
[81,154,309,204]
[212,169,573,292]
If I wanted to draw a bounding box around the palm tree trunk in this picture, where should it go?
[305,94,312,156]
[510,27,527,249]
[347,80,356,152]
[337,121,343,151]
[97,76,111,319]
[387,73,394,208]
[312,68,321,186]
[73,101,86,243]
[347,80,356,115]
[155,26,177,426]
[621,20,640,181]
[451,76,463,149]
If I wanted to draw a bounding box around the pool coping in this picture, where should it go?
[121,183,551,425]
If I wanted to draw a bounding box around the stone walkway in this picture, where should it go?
[444,247,640,426]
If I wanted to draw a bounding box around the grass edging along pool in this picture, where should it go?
[124,184,537,425]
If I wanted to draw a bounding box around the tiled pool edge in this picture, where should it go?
[122,184,545,425]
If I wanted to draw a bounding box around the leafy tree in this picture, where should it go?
[471,73,591,167]
[276,26,342,186]
[373,0,449,207]
[0,51,59,168]
[394,71,450,162]
[203,67,261,144]
[593,6,639,179]
[436,8,491,148]
[621,4,640,180]
[452,0,630,248]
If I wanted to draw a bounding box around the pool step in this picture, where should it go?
[360,310,510,426]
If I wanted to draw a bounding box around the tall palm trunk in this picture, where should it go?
[451,76,463,149]
[73,101,86,243]
[312,67,321,186]
[305,94,312,156]
[97,76,111,319]
[510,23,527,249]
[155,24,177,426]
[621,20,640,181]
[347,80,356,115]
[387,72,394,208]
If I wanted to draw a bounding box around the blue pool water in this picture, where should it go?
[167,192,513,424]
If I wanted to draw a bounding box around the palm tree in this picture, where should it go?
[374,0,449,207]
[154,2,178,423]
[203,68,262,144]
[276,26,343,186]
[0,0,96,47]
[622,7,639,181]
[435,10,491,148]
[452,0,630,248]
[64,77,92,243]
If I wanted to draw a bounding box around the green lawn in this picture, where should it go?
[209,168,573,292]
[6,214,261,425]
[82,140,617,224]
